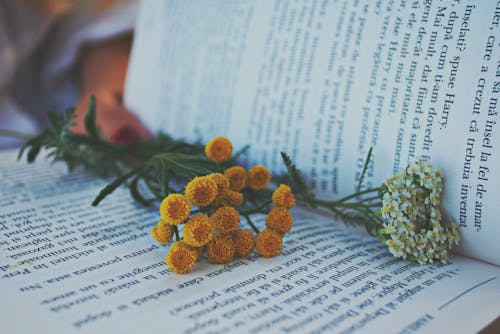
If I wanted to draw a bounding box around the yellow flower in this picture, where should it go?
[165,241,197,274]
[151,220,174,245]
[266,207,293,234]
[182,214,214,247]
[159,194,191,225]
[185,176,218,206]
[173,241,203,260]
[208,173,231,208]
[205,136,233,162]
[248,165,271,190]
[207,173,230,195]
[272,184,296,208]
[194,246,205,260]
[256,228,282,258]
[233,229,255,258]
[224,166,248,191]
[211,206,240,234]
[207,234,236,264]
[223,190,244,207]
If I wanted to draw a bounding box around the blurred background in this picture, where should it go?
[0,0,147,148]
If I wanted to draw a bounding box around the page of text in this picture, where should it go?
[125,0,500,265]
[0,151,499,333]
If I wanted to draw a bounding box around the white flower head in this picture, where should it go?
[377,159,460,264]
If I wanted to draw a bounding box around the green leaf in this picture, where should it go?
[84,95,100,139]
[129,176,154,206]
[92,167,142,206]
[356,147,373,192]
[18,134,45,161]
[27,140,43,163]
[280,152,309,194]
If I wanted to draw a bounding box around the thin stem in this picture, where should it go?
[335,187,381,203]
[174,226,180,242]
[0,129,34,140]
[356,147,373,192]
[359,195,381,203]
[244,215,260,234]
[143,176,162,200]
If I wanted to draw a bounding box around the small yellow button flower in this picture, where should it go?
[207,173,230,195]
[233,229,255,258]
[207,234,236,264]
[224,166,248,191]
[256,228,282,258]
[211,206,240,234]
[194,246,205,260]
[185,176,218,206]
[205,136,233,162]
[272,184,296,208]
[248,165,271,190]
[151,220,174,245]
[208,173,231,208]
[165,241,198,274]
[159,194,191,225]
[266,207,293,234]
[182,214,214,247]
[223,190,244,207]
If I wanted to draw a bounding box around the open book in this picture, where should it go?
[125,0,500,266]
[0,150,499,333]
[1,1,499,333]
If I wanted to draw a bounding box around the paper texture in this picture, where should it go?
[0,151,499,333]
[125,0,500,265]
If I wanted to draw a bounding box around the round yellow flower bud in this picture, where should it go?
[211,206,240,234]
[207,173,230,196]
[182,214,214,247]
[151,220,174,245]
[256,228,282,258]
[265,207,293,234]
[185,176,218,206]
[194,246,206,260]
[159,194,191,225]
[223,190,244,207]
[165,241,197,274]
[248,165,271,190]
[224,166,248,191]
[233,229,255,258]
[207,234,236,264]
[272,184,296,208]
[205,136,233,162]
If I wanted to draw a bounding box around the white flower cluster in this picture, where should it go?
[379,159,460,264]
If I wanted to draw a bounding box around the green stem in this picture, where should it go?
[359,195,381,203]
[0,129,34,140]
[143,176,162,200]
[244,215,260,234]
[334,201,383,209]
[174,226,180,242]
[356,147,373,192]
[335,187,381,203]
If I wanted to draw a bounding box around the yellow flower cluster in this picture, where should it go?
[254,184,296,257]
[151,136,295,274]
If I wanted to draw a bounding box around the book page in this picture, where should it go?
[0,151,499,333]
[125,1,500,265]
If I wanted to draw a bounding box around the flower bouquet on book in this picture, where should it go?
[0,96,460,273]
